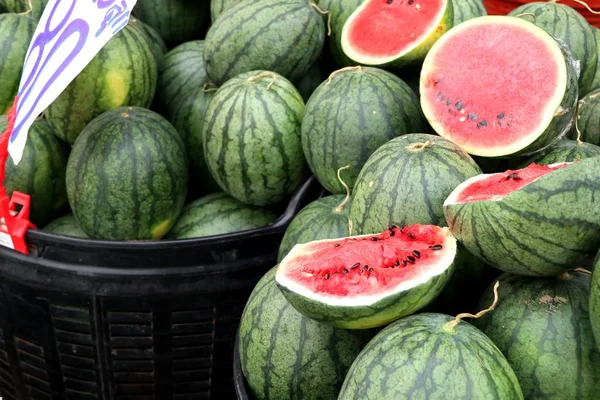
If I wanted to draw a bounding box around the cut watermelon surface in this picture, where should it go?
[420,16,577,157]
[341,0,452,67]
[276,225,457,329]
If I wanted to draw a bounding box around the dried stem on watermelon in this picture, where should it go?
[325,66,363,86]
[574,267,592,276]
[514,13,536,20]
[405,141,433,152]
[203,83,218,93]
[309,2,332,36]
[20,0,33,15]
[443,281,500,333]
[555,0,600,14]
[334,165,351,213]
[245,72,278,91]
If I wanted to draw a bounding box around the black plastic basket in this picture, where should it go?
[0,177,323,400]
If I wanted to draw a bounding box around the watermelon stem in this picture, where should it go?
[334,165,351,213]
[514,13,536,20]
[203,83,219,93]
[246,72,278,91]
[405,141,433,152]
[443,281,500,334]
[325,66,363,87]
[565,0,600,14]
[19,0,32,15]
[309,2,332,36]
[574,267,592,276]
[575,99,584,144]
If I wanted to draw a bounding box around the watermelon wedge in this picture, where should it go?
[420,16,578,157]
[341,0,453,67]
[275,225,457,329]
[444,158,600,276]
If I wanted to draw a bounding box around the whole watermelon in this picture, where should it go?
[349,134,482,235]
[476,272,600,399]
[45,23,157,144]
[44,215,88,238]
[132,0,210,46]
[0,117,69,227]
[0,13,36,114]
[302,67,427,194]
[319,0,363,67]
[570,88,600,145]
[239,268,372,400]
[520,139,600,166]
[339,313,524,399]
[203,0,326,85]
[277,194,350,262]
[0,0,48,19]
[66,107,188,241]
[167,192,278,239]
[509,3,597,95]
[202,71,307,206]
[451,0,486,26]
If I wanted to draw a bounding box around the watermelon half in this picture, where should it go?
[420,16,578,157]
[444,158,600,276]
[341,0,453,67]
[275,225,457,329]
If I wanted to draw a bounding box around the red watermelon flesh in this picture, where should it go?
[445,162,570,205]
[277,225,456,302]
[420,16,570,157]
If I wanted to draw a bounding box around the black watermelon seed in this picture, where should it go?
[395,260,400,266]
[407,256,416,263]
[407,233,415,239]
[402,260,407,266]
[351,263,360,270]
[387,0,393,4]
[361,265,369,273]
[413,250,421,258]
[440,96,446,101]
[408,0,414,4]
[324,273,330,280]
[434,79,440,86]
[455,101,463,110]
[342,269,348,274]
[468,113,478,121]
[390,230,395,236]
[497,112,505,119]
[430,244,443,250]
[334,243,341,247]
[371,237,379,241]
[477,120,488,129]
[369,268,374,273]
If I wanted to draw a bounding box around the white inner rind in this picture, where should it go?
[341,0,448,65]
[275,228,458,307]
[420,16,569,157]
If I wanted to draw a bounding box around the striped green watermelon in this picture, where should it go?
[278,194,350,262]
[45,23,157,144]
[451,0,486,26]
[520,139,600,166]
[319,0,363,67]
[239,268,372,400]
[476,272,600,399]
[0,13,35,115]
[154,40,219,194]
[509,3,597,96]
[350,134,481,235]
[0,0,48,19]
[444,158,600,276]
[66,107,188,241]
[132,0,210,46]
[167,192,277,239]
[302,67,427,194]
[0,117,69,227]
[203,0,326,86]
[570,88,600,145]
[202,71,307,206]
[128,17,167,68]
[339,313,524,399]
[43,215,88,238]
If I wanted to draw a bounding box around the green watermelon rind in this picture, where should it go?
[519,139,600,166]
[451,0,487,27]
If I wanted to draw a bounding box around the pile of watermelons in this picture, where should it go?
[3,0,600,398]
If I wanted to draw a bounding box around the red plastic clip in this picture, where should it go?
[0,192,36,254]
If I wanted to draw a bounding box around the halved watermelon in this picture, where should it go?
[275,225,457,329]
[444,158,600,276]
[341,0,453,67]
[420,16,578,157]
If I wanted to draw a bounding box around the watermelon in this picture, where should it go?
[319,0,363,67]
[132,0,210,46]
[341,0,453,68]
[0,117,69,227]
[43,215,88,238]
[202,71,307,206]
[509,2,598,96]
[520,139,600,166]
[295,63,324,103]
[128,17,167,68]
[276,225,457,329]
[421,16,578,158]
[203,0,326,86]
[167,192,278,239]
[476,272,600,399]
[350,134,481,235]
[339,312,524,399]
[0,13,36,115]
[570,89,600,145]
[154,40,219,194]
[591,27,600,92]
[278,194,350,262]
[45,23,157,144]
[451,0,486,26]
[239,268,372,400]
[444,158,600,276]
[0,0,48,19]
[66,107,188,241]
[302,67,427,194]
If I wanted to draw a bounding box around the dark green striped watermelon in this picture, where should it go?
[569,88,600,145]
[350,134,481,235]
[0,117,69,227]
[476,272,600,399]
[520,139,600,166]
[239,268,372,400]
[302,67,427,194]
[203,0,326,86]
[295,63,324,103]
[339,313,524,399]
[132,0,210,46]
[45,23,157,144]
[319,0,363,67]
[66,107,188,241]
[128,17,167,68]
[451,0,486,26]
[167,192,277,239]
[43,215,88,238]
[444,158,600,276]
[202,71,307,206]
[278,194,350,262]
[0,0,48,19]
[0,13,36,115]
[509,3,597,95]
